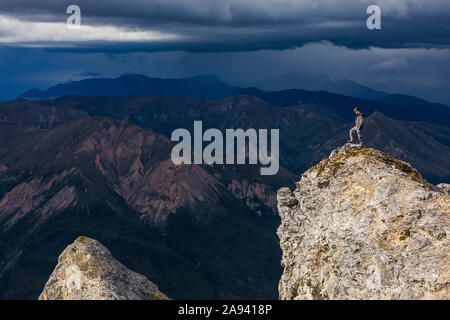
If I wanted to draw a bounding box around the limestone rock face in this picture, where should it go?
[437,183,450,195]
[277,143,450,300]
[39,236,169,300]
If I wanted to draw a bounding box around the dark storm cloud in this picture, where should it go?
[1,43,450,105]
[0,0,449,52]
[1,1,449,105]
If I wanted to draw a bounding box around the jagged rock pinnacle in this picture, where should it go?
[39,236,169,300]
[277,143,450,300]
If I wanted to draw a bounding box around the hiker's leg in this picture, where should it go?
[357,129,364,145]
[349,127,356,142]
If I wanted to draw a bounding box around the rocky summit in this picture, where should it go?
[39,236,169,300]
[277,143,450,300]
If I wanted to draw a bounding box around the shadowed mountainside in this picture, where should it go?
[0,99,87,128]
[0,117,295,299]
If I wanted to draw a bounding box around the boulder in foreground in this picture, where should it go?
[39,236,169,300]
[277,144,450,300]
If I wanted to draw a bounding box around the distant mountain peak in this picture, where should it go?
[18,74,237,100]
[368,110,389,119]
[248,71,388,101]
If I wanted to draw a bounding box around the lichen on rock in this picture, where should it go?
[39,236,169,300]
[277,143,450,300]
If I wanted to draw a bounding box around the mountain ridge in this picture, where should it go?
[247,71,388,101]
[2,94,449,184]
[18,74,238,100]
[16,74,450,128]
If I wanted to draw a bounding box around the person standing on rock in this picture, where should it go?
[348,107,364,146]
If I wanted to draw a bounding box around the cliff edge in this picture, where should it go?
[277,143,449,300]
[39,236,169,300]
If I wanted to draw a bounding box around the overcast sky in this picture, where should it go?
[0,0,449,104]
